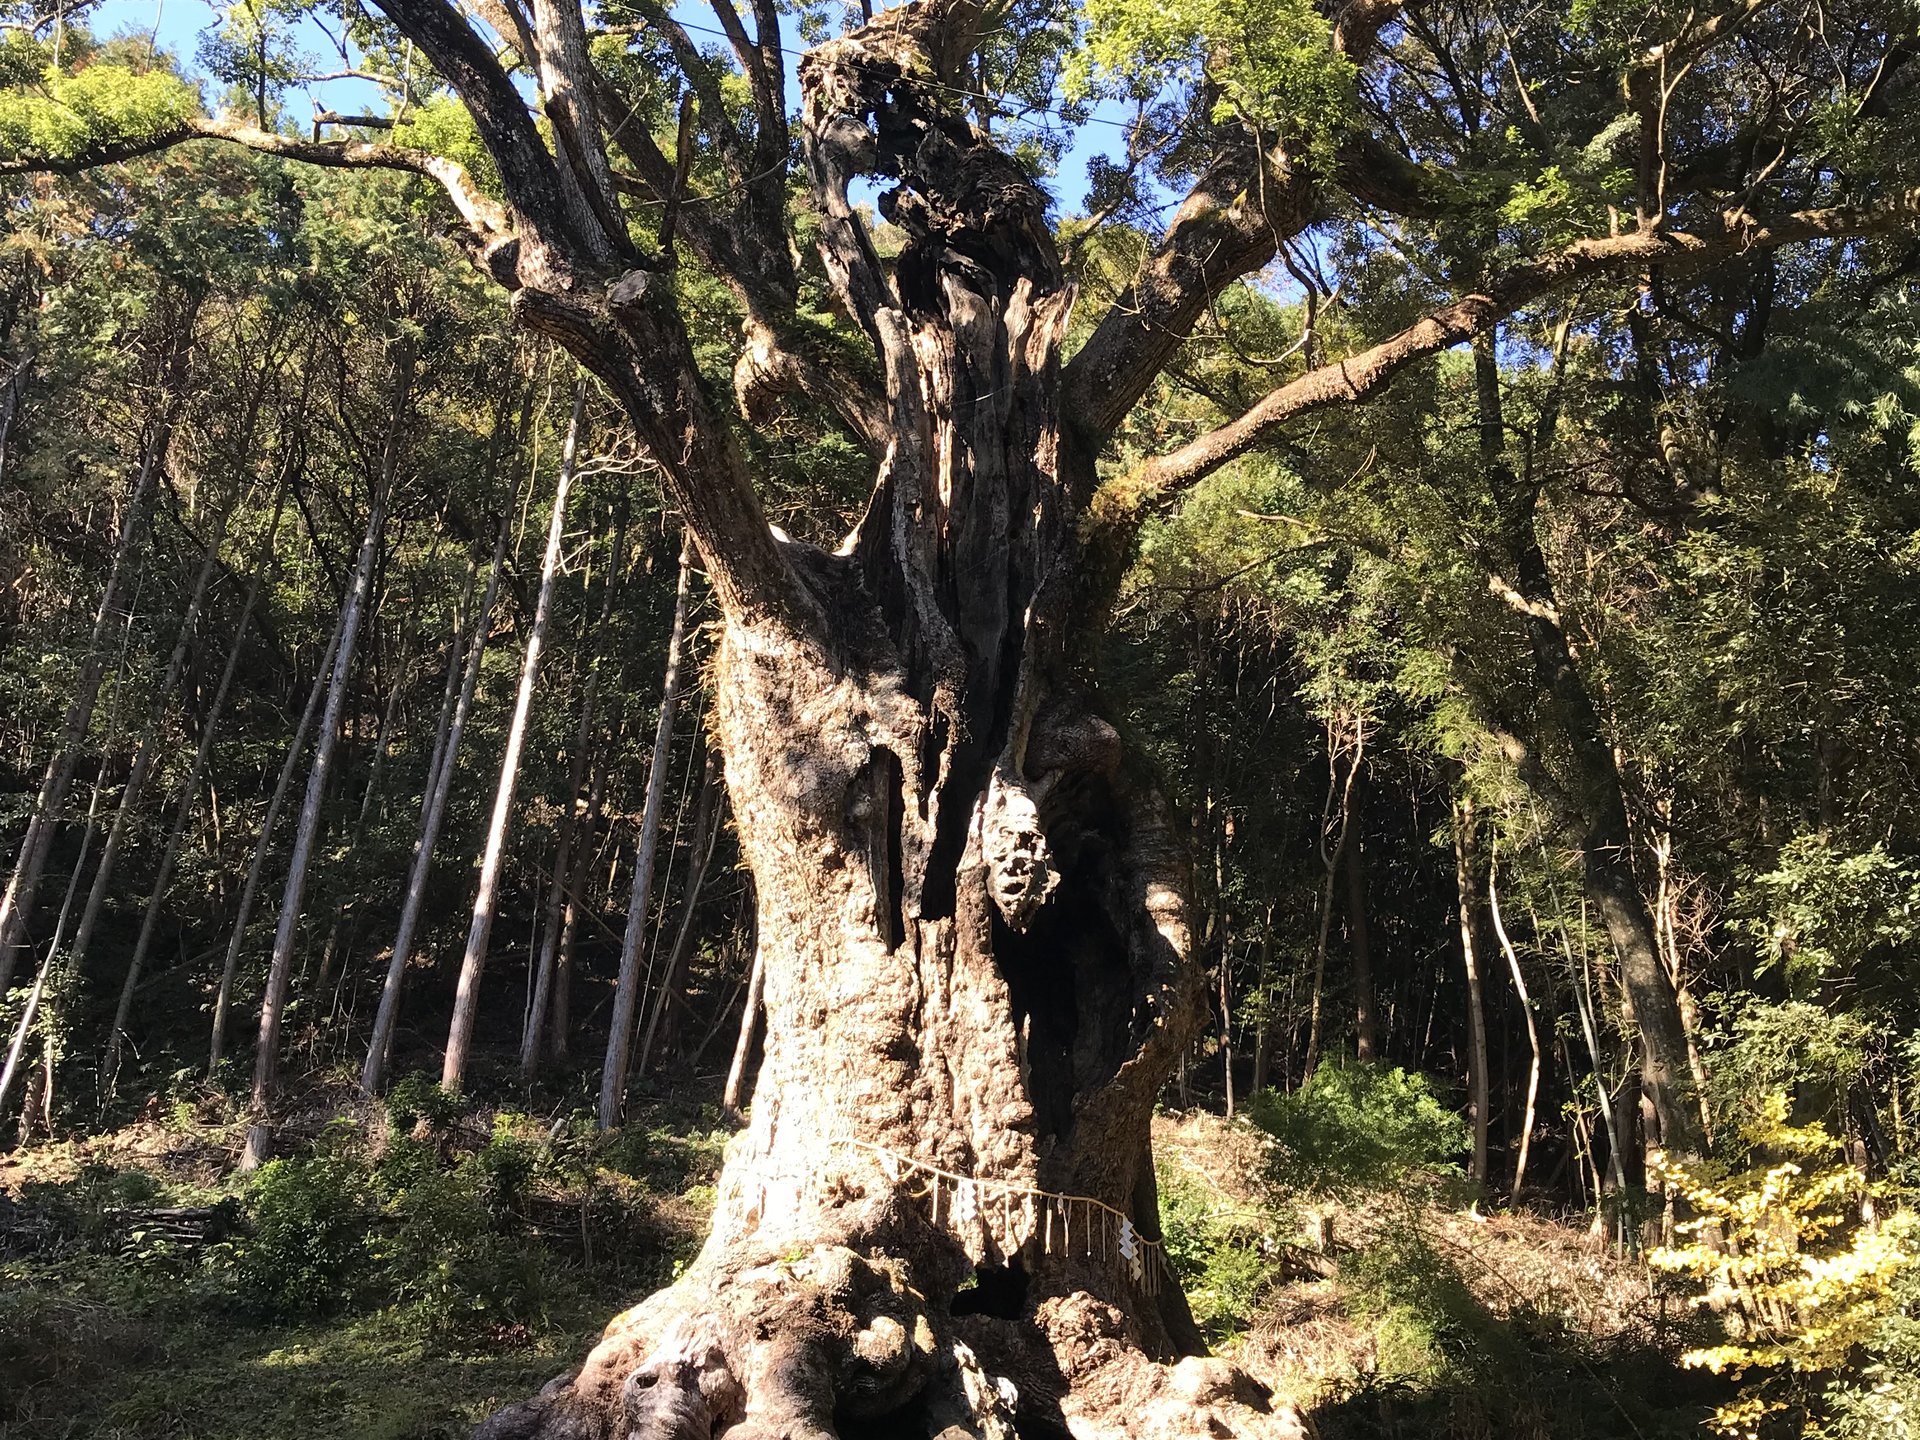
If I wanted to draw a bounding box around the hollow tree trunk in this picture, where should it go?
[478,10,1292,1436]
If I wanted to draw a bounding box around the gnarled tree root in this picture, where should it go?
[474,1236,1306,1440]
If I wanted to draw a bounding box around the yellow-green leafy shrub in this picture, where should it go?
[1650,1095,1915,1437]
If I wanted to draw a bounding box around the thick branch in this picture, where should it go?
[528,0,629,257]
[0,116,508,241]
[373,0,591,276]
[1061,2,1407,441]
[1061,135,1307,443]
[1096,192,1920,531]
[734,323,890,459]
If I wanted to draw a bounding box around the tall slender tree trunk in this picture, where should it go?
[1303,713,1362,1078]
[105,484,288,1092]
[251,348,413,1105]
[1474,339,1706,1161]
[1345,779,1378,1062]
[67,499,235,986]
[440,379,586,1092]
[521,490,627,1078]
[1248,910,1276,1092]
[1543,887,1629,1201]
[597,534,693,1129]
[1455,796,1491,1187]
[360,442,517,1094]
[635,745,723,1077]
[719,936,764,1125]
[550,723,615,1063]
[210,610,342,1074]
[0,393,177,995]
[1488,839,1540,1198]
[0,775,108,1125]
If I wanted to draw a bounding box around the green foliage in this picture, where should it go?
[196,0,309,119]
[1704,997,1879,1140]
[392,93,502,198]
[1248,1063,1469,1196]
[223,1146,379,1315]
[1822,1255,1920,1440]
[1069,0,1354,144]
[1733,835,1920,995]
[1156,1156,1285,1341]
[386,1072,466,1136]
[0,61,197,158]
[1340,1229,1515,1384]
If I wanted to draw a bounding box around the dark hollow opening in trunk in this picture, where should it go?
[949,1259,1030,1320]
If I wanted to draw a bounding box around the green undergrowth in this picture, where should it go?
[0,1076,727,1440]
[1156,1063,1725,1440]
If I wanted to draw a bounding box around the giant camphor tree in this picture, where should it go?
[3,0,1917,1432]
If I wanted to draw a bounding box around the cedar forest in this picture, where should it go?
[0,0,1917,1435]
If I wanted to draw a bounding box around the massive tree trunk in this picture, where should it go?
[476,9,1295,1438]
